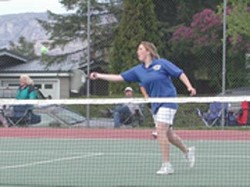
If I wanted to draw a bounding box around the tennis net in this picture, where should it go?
[0,96,249,187]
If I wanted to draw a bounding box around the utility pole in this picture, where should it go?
[86,0,91,127]
[221,0,227,127]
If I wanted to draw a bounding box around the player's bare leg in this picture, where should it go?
[155,122,174,174]
[157,123,170,163]
[167,127,188,153]
[167,127,195,168]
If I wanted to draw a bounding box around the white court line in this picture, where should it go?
[0,153,103,170]
[1,151,250,159]
[103,152,250,159]
[0,151,249,170]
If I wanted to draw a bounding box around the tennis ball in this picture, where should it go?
[40,46,48,55]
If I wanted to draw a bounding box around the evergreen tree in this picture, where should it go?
[9,36,36,60]
[109,0,162,94]
[37,0,122,65]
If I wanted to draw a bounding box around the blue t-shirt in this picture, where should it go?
[121,58,183,114]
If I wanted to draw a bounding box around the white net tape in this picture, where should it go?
[0,96,250,105]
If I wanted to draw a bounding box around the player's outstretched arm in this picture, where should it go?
[89,72,124,82]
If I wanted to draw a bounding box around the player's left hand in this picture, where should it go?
[188,87,196,96]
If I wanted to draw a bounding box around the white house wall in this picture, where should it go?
[0,78,60,99]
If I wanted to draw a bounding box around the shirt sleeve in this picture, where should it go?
[161,59,183,78]
[120,66,140,82]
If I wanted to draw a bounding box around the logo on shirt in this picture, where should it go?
[152,65,161,71]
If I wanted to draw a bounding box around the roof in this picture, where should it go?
[2,59,81,72]
[0,49,28,67]
[0,49,82,72]
[0,48,107,73]
[224,87,250,96]
[0,49,27,60]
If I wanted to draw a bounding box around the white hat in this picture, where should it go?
[124,87,133,92]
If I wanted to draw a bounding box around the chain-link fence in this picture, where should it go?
[87,0,250,97]
[1,2,250,186]
[0,0,249,98]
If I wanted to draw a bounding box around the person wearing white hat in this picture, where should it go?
[112,87,143,128]
[124,86,133,92]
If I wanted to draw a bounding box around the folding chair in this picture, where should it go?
[3,105,41,127]
[122,109,144,128]
[196,102,229,127]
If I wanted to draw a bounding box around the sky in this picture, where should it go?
[0,0,71,15]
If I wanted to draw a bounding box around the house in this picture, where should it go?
[0,49,109,99]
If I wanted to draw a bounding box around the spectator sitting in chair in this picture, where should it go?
[0,74,38,127]
[14,74,40,125]
[16,74,37,99]
[113,87,143,128]
[12,74,40,124]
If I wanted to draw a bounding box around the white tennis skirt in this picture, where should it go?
[153,107,177,125]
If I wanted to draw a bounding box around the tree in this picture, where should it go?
[108,0,163,94]
[170,5,250,92]
[37,0,122,65]
[170,9,223,91]
[9,36,36,59]
[226,0,250,46]
[152,0,221,58]
[225,0,250,87]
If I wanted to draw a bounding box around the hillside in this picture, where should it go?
[0,12,84,55]
[0,13,48,48]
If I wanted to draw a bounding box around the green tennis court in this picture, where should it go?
[0,129,249,187]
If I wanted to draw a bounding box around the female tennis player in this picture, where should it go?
[90,41,196,175]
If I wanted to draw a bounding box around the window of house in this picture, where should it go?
[35,84,42,89]
[8,84,19,87]
[45,84,53,89]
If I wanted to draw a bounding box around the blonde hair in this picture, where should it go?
[20,74,34,86]
[140,41,160,59]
